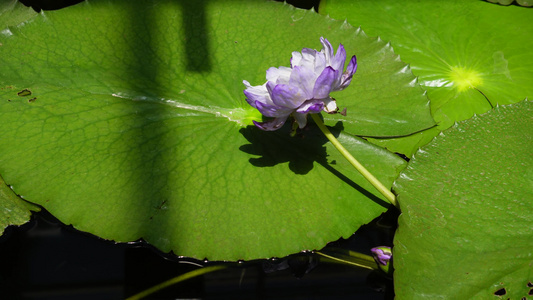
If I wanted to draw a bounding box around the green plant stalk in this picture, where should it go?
[125,265,226,300]
[310,113,398,208]
[315,251,378,270]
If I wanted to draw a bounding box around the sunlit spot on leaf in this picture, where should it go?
[448,66,482,92]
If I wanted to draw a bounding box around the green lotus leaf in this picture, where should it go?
[0,0,435,260]
[393,100,533,299]
[321,0,533,155]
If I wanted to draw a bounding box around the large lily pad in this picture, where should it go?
[393,100,533,299]
[0,0,433,260]
[321,0,533,155]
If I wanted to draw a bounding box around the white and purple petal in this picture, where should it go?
[255,99,292,118]
[301,47,317,62]
[296,99,324,114]
[339,55,357,90]
[312,66,337,99]
[289,65,317,99]
[320,37,334,63]
[253,116,289,131]
[270,83,306,109]
[290,51,303,67]
[331,43,347,71]
[292,112,309,128]
[243,80,270,108]
[313,51,327,74]
[266,66,292,84]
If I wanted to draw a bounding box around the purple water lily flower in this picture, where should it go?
[371,246,392,266]
[243,37,357,131]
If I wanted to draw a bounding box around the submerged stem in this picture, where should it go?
[310,113,398,208]
[126,265,226,300]
[315,251,377,270]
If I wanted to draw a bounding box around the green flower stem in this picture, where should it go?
[310,113,398,208]
[125,265,226,300]
[315,251,378,270]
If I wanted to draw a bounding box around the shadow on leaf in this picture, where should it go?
[239,120,390,208]
[239,121,329,175]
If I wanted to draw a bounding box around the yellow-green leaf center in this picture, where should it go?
[449,66,482,92]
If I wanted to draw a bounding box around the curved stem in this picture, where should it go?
[315,251,377,270]
[310,113,398,208]
[126,265,226,300]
